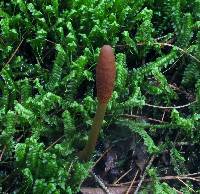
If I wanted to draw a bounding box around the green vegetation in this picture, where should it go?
[0,0,200,193]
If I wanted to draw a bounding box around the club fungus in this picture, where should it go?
[78,45,116,161]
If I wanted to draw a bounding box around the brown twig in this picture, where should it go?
[161,111,166,121]
[16,134,24,142]
[116,39,200,66]
[93,146,112,168]
[169,84,194,101]
[162,44,193,74]
[154,42,200,64]
[177,177,195,193]
[81,186,137,194]
[113,168,133,185]
[181,172,200,177]
[90,171,111,194]
[4,38,24,66]
[0,145,6,161]
[126,170,139,194]
[0,35,6,46]
[45,38,57,45]
[173,187,184,194]
[45,135,65,151]
[114,173,200,186]
[145,100,197,109]
[0,174,10,184]
[134,155,156,194]
[119,114,166,123]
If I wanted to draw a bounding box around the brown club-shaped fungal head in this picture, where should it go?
[96,45,116,104]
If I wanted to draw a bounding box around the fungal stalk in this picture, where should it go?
[78,45,116,161]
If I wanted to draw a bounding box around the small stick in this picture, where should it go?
[173,187,183,194]
[134,155,156,194]
[114,174,200,186]
[67,162,74,174]
[169,84,194,99]
[0,36,6,45]
[113,168,133,185]
[126,170,139,194]
[181,172,200,177]
[4,38,24,66]
[119,114,166,123]
[45,135,65,151]
[177,177,195,193]
[161,111,166,121]
[90,171,111,194]
[93,146,112,168]
[145,100,196,109]
[45,38,56,45]
[16,134,24,142]
[0,145,6,161]
[154,42,200,64]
